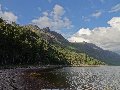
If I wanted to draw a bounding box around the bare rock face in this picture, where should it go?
[24,25,69,45]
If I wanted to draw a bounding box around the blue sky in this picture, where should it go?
[1,0,120,53]
[0,0,120,34]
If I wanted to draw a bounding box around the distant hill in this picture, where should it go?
[70,42,120,65]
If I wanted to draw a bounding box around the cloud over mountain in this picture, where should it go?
[32,4,73,31]
[68,17,120,54]
[0,4,18,23]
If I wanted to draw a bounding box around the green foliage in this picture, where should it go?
[0,18,105,66]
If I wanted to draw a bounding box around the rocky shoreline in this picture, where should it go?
[0,65,64,90]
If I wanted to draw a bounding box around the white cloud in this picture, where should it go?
[68,28,91,42]
[0,4,18,23]
[48,0,52,3]
[32,4,73,31]
[107,17,120,28]
[32,16,52,29]
[53,4,65,16]
[92,11,102,18]
[42,11,48,16]
[82,16,90,22]
[109,3,120,13]
[68,17,120,54]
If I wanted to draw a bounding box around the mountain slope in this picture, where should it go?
[25,24,120,65]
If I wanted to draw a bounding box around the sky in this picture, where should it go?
[0,0,120,54]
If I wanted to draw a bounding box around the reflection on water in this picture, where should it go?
[61,66,120,90]
[22,70,70,89]
[1,66,120,90]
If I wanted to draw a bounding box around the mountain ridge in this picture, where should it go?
[25,24,120,65]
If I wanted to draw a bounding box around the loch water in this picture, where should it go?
[0,66,120,90]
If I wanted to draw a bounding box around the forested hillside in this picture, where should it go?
[25,23,120,65]
[0,18,105,66]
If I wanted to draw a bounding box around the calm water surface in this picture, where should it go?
[0,66,120,90]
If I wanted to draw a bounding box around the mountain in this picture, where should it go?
[26,24,120,65]
[0,18,104,66]
[2,17,119,66]
[25,24,120,65]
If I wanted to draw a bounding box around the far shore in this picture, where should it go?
[0,64,107,70]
